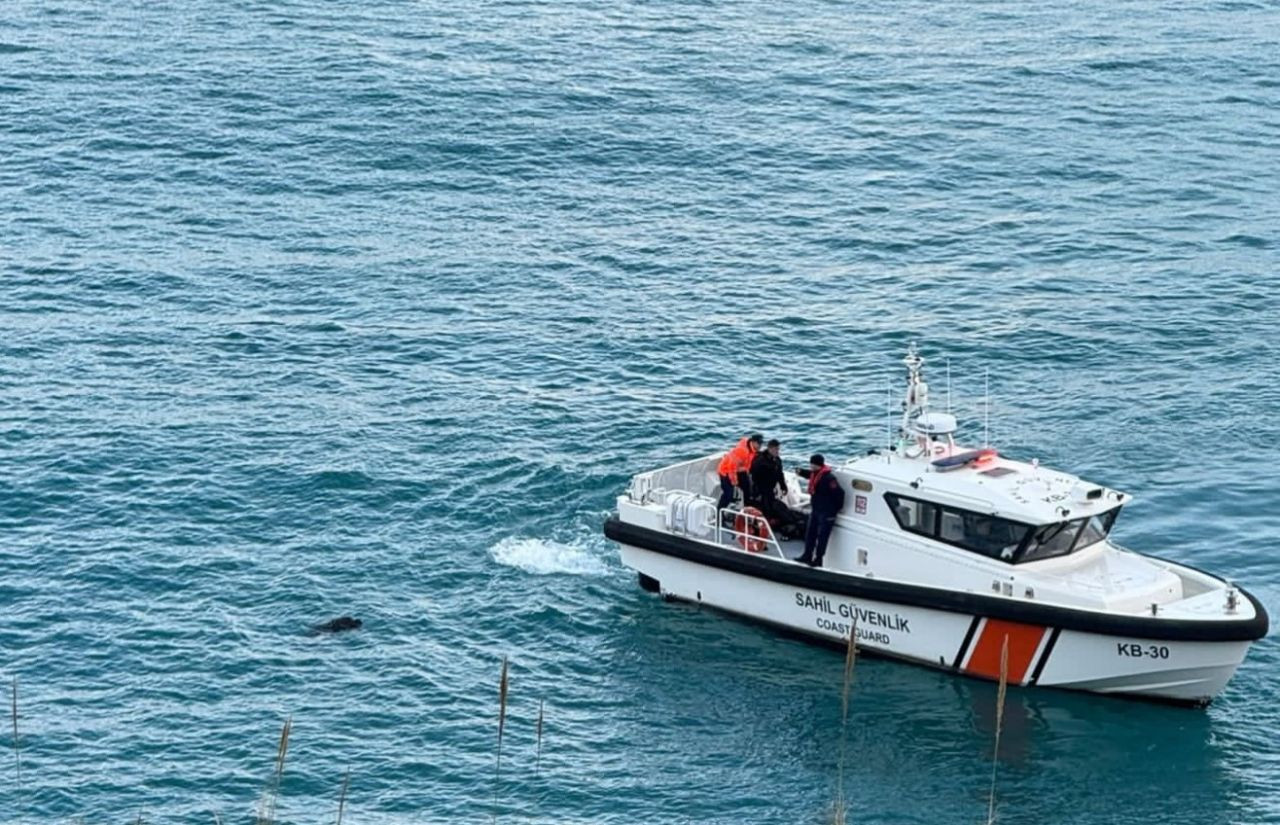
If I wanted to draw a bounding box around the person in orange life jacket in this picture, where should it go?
[716,433,763,510]
[796,454,844,567]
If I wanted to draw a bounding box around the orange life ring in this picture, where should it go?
[735,506,767,553]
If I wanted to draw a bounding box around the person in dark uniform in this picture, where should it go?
[749,439,805,539]
[797,454,844,567]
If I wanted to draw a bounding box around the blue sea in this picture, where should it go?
[2,1,1278,822]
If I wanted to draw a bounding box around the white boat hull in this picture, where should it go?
[618,542,1252,705]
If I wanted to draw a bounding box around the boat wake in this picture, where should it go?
[489,536,610,577]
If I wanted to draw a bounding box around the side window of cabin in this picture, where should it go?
[937,506,1025,559]
[957,510,1028,560]
[885,493,938,537]
[939,508,965,543]
[886,493,1029,561]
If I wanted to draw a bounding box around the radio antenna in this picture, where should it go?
[886,376,893,452]
[946,357,952,414]
[983,367,990,447]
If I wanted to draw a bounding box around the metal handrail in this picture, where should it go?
[714,507,785,560]
[628,454,722,504]
[640,477,791,562]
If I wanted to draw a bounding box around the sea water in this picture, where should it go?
[1,1,1278,822]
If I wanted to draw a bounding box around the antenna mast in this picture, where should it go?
[886,376,892,452]
[983,367,990,447]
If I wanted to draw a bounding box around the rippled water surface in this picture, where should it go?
[2,1,1279,822]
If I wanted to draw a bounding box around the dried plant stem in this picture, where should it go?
[336,769,351,825]
[841,622,858,722]
[535,699,545,777]
[272,715,293,816]
[986,636,1010,825]
[832,620,858,825]
[492,656,510,822]
[257,715,293,825]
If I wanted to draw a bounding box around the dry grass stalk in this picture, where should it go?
[336,768,351,825]
[275,717,293,783]
[986,636,1010,825]
[495,655,510,777]
[535,699,545,777]
[841,622,858,722]
[492,656,510,821]
[10,676,19,787]
[256,715,293,825]
[831,620,859,825]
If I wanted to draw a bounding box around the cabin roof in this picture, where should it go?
[843,449,1129,525]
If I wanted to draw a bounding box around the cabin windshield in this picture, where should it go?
[885,492,1123,565]
[1017,508,1121,564]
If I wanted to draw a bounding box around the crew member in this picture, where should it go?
[797,454,845,567]
[750,439,805,538]
[717,433,763,510]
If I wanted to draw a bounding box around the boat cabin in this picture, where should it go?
[621,344,1192,613]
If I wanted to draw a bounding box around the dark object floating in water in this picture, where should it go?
[310,616,362,634]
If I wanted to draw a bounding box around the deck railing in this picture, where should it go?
[713,506,786,560]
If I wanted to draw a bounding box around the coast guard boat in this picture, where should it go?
[603,346,1267,705]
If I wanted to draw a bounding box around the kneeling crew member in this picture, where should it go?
[750,439,804,537]
[798,454,844,567]
[717,433,762,510]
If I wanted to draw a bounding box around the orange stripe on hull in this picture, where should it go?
[966,619,1047,684]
